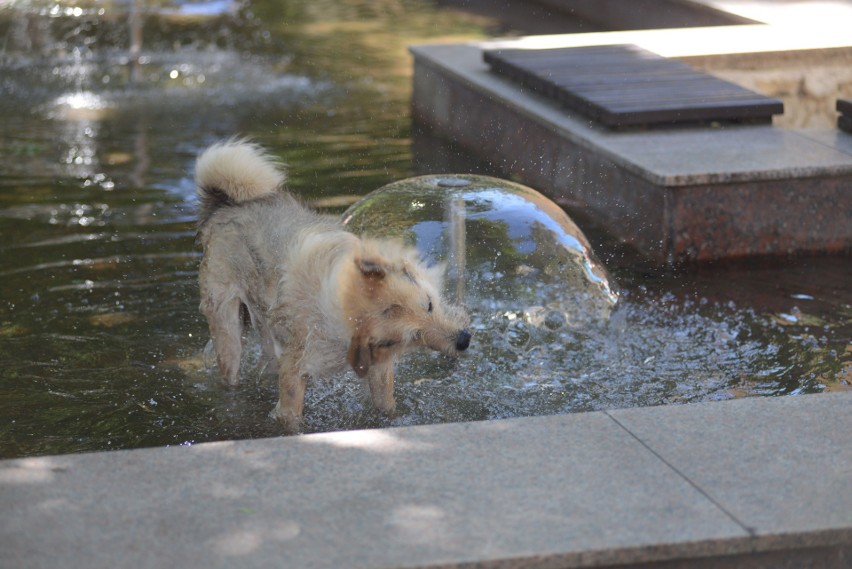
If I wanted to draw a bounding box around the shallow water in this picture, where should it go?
[1,1,850,458]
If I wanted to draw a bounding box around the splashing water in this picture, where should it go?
[212,268,849,435]
[0,0,326,119]
[184,176,848,434]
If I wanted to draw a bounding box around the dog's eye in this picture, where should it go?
[427,298,433,313]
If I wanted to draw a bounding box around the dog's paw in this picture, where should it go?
[270,401,303,434]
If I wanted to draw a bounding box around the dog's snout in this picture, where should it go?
[455,329,471,351]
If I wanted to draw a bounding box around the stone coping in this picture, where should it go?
[2,392,850,568]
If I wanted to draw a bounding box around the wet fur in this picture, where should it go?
[195,140,470,432]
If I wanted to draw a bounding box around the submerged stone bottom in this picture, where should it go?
[2,392,850,568]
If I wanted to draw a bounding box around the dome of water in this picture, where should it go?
[342,175,618,331]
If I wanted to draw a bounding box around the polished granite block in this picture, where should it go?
[411,43,852,264]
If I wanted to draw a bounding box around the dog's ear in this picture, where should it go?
[347,329,372,377]
[357,257,387,280]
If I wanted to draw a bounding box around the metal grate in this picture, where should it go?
[484,44,784,129]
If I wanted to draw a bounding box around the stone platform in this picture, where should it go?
[2,393,850,569]
[410,24,852,264]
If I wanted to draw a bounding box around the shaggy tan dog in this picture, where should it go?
[195,140,470,431]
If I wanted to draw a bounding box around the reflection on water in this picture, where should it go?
[1,0,850,458]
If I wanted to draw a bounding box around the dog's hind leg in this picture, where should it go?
[201,293,244,386]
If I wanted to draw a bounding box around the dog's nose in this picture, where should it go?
[456,329,471,351]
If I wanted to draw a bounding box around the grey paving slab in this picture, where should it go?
[608,392,852,541]
[0,412,746,569]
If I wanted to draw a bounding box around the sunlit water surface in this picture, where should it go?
[1,0,850,458]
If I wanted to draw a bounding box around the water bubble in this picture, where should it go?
[343,174,618,318]
[544,310,567,330]
[505,319,531,352]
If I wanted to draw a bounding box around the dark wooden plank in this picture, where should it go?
[483,44,784,128]
[592,89,782,106]
[607,99,784,115]
[549,71,715,87]
[561,79,759,97]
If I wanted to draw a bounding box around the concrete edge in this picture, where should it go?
[443,528,852,569]
[2,392,851,569]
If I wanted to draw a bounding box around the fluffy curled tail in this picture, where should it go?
[195,139,286,225]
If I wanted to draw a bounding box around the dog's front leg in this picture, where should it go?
[366,363,396,415]
[273,345,309,433]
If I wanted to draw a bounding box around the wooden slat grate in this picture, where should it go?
[483,44,784,128]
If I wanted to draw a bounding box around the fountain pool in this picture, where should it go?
[0,0,849,458]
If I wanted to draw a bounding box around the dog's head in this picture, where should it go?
[344,240,471,377]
